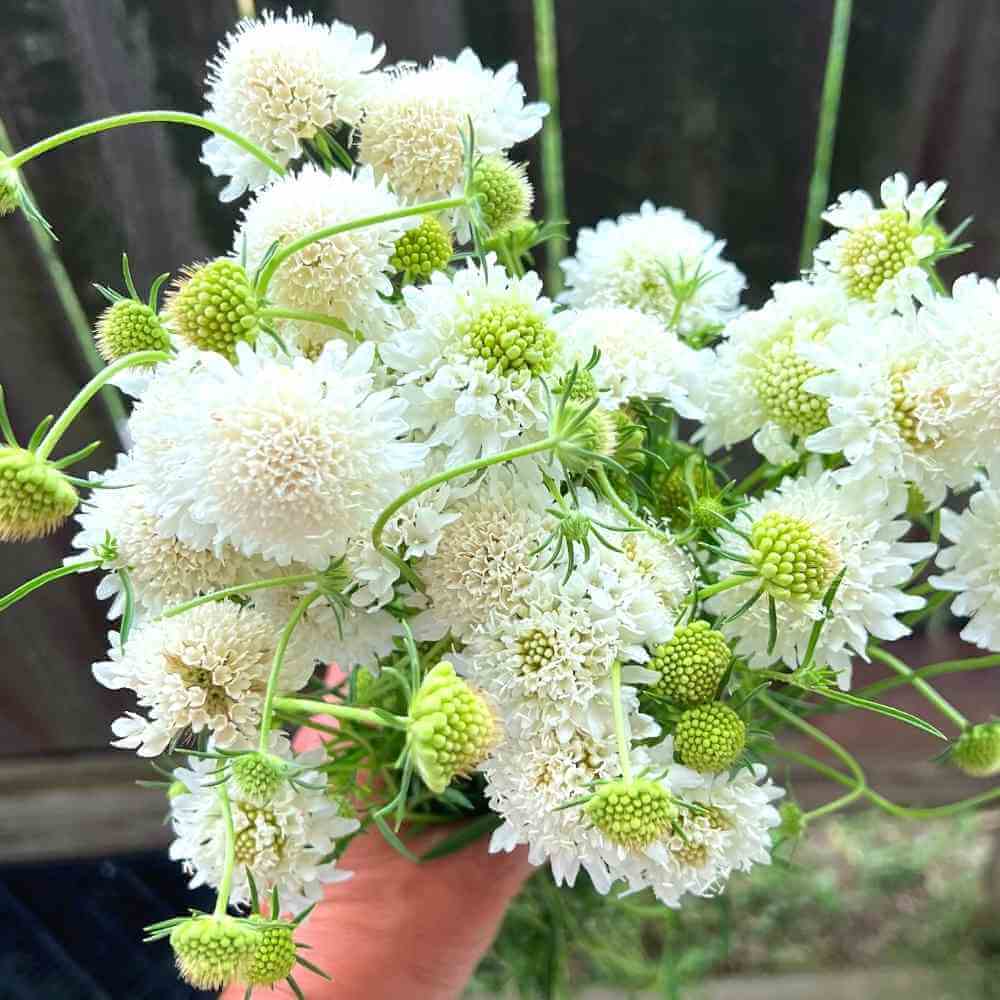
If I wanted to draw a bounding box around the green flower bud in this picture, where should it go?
[390,215,453,279]
[163,259,260,361]
[231,752,285,805]
[749,510,840,602]
[561,512,592,544]
[674,702,746,773]
[95,298,171,363]
[840,209,921,301]
[652,461,717,525]
[555,365,598,402]
[245,918,297,986]
[753,335,829,438]
[0,446,78,542]
[584,777,677,849]
[556,408,619,475]
[951,722,1000,778]
[462,302,556,376]
[407,661,499,794]
[169,915,255,990]
[649,621,730,706]
[777,801,808,841]
[472,155,533,234]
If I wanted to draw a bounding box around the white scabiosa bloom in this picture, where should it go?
[419,465,553,640]
[236,164,413,349]
[357,49,547,204]
[130,343,424,569]
[93,602,314,756]
[67,453,254,617]
[692,280,852,464]
[381,256,557,464]
[202,11,383,199]
[555,306,704,416]
[930,483,1000,651]
[169,742,359,914]
[707,465,933,687]
[813,172,946,311]
[559,202,746,337]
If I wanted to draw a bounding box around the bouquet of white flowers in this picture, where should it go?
[1,5,998,995]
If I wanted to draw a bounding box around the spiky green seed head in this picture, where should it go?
[561,512,592,544]
[0,446,78,542]
[613,409,645,470]
[585,778,677,849]
[390,215,453,279]
[691,495,728,531]
[749,510,840,602]
[407,661,499,794]
[95,298,171,363]
[0,160,19,216]
[462,302,556,376]
[163,259,260,361]
[653,462,716,524]
[231,752,286,805]
[840,209,920,301]
[245,918,297,986]
[169,915,255,990]
[558,408,619,474]
[951,723,1000,778]
[649,620,730,706]
[674,702,746,773]
[556,365,598,402]
[472,155,533,234]
[753,336,829,438]
[777,801,808,841]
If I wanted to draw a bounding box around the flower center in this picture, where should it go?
[753,336,829,438]
[517,628,556,673]
[749,511,840,601]
[584,778,677,849]
[840,209,916,300]
[233,804,285,866]
[460,303,556,375]
[165,652,235,718]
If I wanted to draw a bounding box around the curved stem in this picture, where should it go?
[258,591,322,752]
[370,435,561,578]
[798,0,854,269]
[259,307,355,338]
[255,196,468,299]
[273,696,406,730]
[855,653,1000,701]
[160,572,318,619]
[213,783,236,918]
[760,691,867,821]
[868,646,969,732]
[35,350,170,461]
[695,575,752,601]
[9,111,285,177]
[610,659,632,784]
[594,465,675,550]
[0,559,101,613]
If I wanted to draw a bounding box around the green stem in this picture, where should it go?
[855,653,1000,701]
[868,646,969,731]
[273,696,406,730]
[798,0,854,270]
[734,460,793,496]
[760,691,867,821]
[594,465,675,550]
[259,307,354,338]
[35,350,169,461]
[258,591,322,752]
[255,196,468,299]
[370,435,561,576]
[0,116,127,436]
[532,0,567,294]
[213,783,236,918]
[610,659,632,784]
[8,111,285,177]
[769,745,1000,819]
[160,572,318,619]
[0,558,101,613]
[696,575,752,601]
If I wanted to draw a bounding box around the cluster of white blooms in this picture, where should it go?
[5,8,1000,994]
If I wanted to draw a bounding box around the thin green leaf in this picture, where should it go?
[295,955,333,980]
[27,414,54,452]
[0,386,18,446]
[373,812,418,862]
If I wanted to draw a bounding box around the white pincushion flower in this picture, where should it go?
[555,306,704,416]
[93,602,314,756]
[419,465,553,639]
[381,256,557,464]
[559,202,746,336]
[236,164,413,348]
[692,279,852,464]
[130,343,424,569]
[930,483,1000,651]
[813,172,946,311]
[67,453,255,617]
[169,741,359,914]
[202,11,383,200]
[707,465,933,687]
[804,284,1000,508]
[357,49,547,204]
